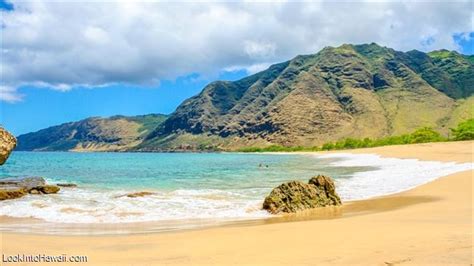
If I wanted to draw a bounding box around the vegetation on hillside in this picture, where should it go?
[237,119,474,152]
[16,114,168,151]
[16,44,474,152]
[451,119,474,140]
[141,43,473,151]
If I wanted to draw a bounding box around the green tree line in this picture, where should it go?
[237,119,474,152]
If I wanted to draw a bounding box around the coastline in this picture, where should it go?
[269,140,473,163]
[1,141,472,265]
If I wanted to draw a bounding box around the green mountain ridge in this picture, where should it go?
[138,43,473,151]
[16,114,168,151]
[16,43,474,152]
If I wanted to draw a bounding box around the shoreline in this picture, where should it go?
[264,140,473,162]
[14,140,473,154]
[0,191,442,236]
[1,142,471,234]
[1,141,472,264]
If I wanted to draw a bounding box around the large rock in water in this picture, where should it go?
[263,175,342,214]
[0,127,17,165]
[0,177,60,200]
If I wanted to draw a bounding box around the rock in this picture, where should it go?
[29,189,40,194]
[263,181,321,214]
[0,176,46,190]
[308,174,342,205]
[0,127,17,165]
[263,175,341,214]
[57,183,77,188]
[124,191,155,198]
[0,186,27,200]
[0,177,60,200]
[36,185,60,194]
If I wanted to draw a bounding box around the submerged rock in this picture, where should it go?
[124,191,155,198]
[0,177,60,200]
[0,176,46,189]
[57,183,78,188]
[263,175,341,214]
[0,127,17,165]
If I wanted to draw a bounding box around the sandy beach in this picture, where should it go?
[1,141,472,265]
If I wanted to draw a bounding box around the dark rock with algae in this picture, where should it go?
[263,175,341,214]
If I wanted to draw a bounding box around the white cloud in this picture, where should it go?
[244,40,276,59]
[0,1,472,102]
[224,62,274,75]
[0,86,23,103]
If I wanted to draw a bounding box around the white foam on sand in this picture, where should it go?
[0,187,271,224]
[0,153,471,225]
[316,153,472,201]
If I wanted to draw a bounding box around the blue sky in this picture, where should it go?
[454,32,474,54]
[0,70,247,135]
[1,1,472,136]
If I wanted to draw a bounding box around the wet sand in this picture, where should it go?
[1,141,472,265]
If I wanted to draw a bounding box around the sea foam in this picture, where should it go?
[317,153,472,201]
[0,153,471,225]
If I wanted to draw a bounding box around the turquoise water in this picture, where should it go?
[0,152,367,191]
[0,151,370,225]
[0,151,470,228]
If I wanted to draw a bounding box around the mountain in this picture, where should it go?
[139,43,473,151]
[16,43,473,152]
[16,114,168,151]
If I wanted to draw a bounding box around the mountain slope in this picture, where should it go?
[16,114,168,151]
[16,43,473,152]
[139,43,473,151]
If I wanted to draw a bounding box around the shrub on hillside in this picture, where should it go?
[238,122,473,152]
[451,119,474,140]
[409,127,445,143]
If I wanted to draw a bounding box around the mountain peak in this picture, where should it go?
[16,44,473,152]
[137,44,472,151]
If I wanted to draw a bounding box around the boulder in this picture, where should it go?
[263,175,341,214]
[0,127,17,165]
[0,177,60,200]
[309,175,342,205]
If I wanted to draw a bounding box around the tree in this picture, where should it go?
[451,119,474,140]
[409,127,444,143]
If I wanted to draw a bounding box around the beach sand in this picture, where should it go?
[1,141,472,265]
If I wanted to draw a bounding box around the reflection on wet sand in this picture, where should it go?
[0,194,438,236]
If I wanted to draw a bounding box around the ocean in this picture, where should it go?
[0,151,471,232]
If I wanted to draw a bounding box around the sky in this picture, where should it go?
[0,1,473,135]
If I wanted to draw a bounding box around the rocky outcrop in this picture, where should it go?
[0,186,27,200]
[0,176,46,189]
[0,128,62,200]
[29,185,60,194]
[308,175,342,206]
[0,127,17,165]
[263,175,341,214]
[0,177,60,200]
